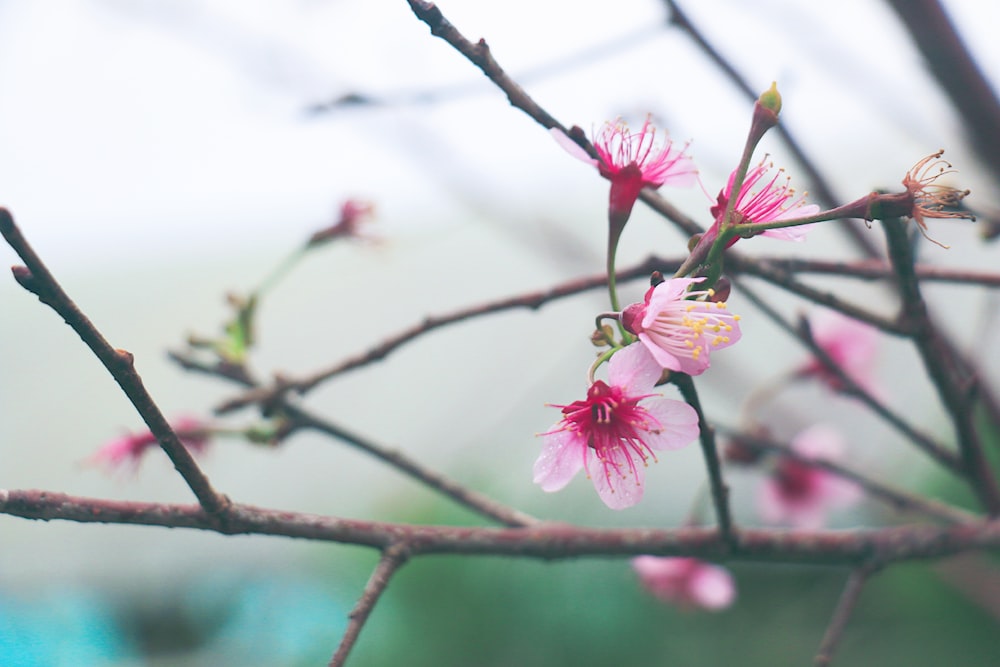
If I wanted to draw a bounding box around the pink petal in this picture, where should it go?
[690,564,737,610]
[550,128,598,166]
[607,343,662,394]
[533,429,585,492]
[641,399,699,451]
[589,447,645,510]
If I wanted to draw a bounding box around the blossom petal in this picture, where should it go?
[690,563,737,610]
[550,128,598,166]
[533,429,585,492]
[641,398,699,451]
[589,448,644,510]
[607,343,662,394]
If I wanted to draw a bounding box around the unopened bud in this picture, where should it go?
[591,324,616,347]
[758,82,782,115]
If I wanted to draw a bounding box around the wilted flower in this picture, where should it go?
[621,277,741,376]
[632,556,736,611]
[708,157,820,246]
[758,424,861,529]
[552,118,697,222]
[87,416,210,472]
[797,309,880,396]
[534,344,699,509]
[902,150,973,247]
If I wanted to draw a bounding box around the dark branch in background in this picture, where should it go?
[672,374,737,550]
[3,489,1000,565]
[733,278,962,472]
[745,257,1000,286]
[882,219,1000,514]
[814,565,877,667]
[0,209,230,517]
[661,0,881,259]
[884,0,1000,186]
[717,426,977,524]
[329,543,410,667]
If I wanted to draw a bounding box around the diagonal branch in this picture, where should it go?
[0,209,230,517]
[814,564,877,666]
[329,543,410,667]
[882,219,1000,514]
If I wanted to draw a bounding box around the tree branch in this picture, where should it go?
[0,209,230,517]
[814,565,877,666]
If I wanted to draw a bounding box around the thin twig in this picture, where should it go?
[0,209,230,516]
[882,219,1000,514]
[169,351,539,528]
[672,374,737,551]
[740,257,1000,286]
[814,565,877,666]
[3,488,1000,565]
[329,543,410,667]
[718,426,977,524]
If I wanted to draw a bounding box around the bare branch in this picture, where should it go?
[3,489,1000,565]
[814,565,877,666]
[329,543,410,667]
[0,209,230,517]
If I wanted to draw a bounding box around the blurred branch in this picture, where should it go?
[742,257,1000,286]
[734,279,963,472]
[329,543,410,667]
[814,565,877,667]
[0,209,230,517]
[884,0,1000,185]
[4,489,1000,565]
[882,219,1000,514]
[719,426,977,524]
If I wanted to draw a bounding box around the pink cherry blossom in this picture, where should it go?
[758,424,861,529]
[620,277,741,376]
[87,416,210,472]
[534,344,699,509]
[307,198,376,247]
[552,118,697,220]
[632,556,736,611]
[708,157,820,247]
[798,309,880,396]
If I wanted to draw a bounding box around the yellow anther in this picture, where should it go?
[685,340,694,348]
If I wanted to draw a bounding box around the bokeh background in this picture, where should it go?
[1,1,999,665]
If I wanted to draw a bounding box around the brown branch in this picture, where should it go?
[734,278,963,473]
[672,374,737,550]
[329,543,410,667]
[741,257,1000,287]
[0,209,230,517]
[169,352,539,528]
[3,489,1000,565]
[882,219,1000,514]
[814,565,877,667]
[719,427,977,524]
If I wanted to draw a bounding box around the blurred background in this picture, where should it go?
[1,0,999,664]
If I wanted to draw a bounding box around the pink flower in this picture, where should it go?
[797,309,880,396]
[632,556,736,611]
[552,118,697,220]
[534,344,699,509]
[88,416,210,472]
[307,198,376,247]
[621,277,741,376]
[758,424,861,529]
[708,157,820,247]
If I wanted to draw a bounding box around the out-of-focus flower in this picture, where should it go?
[88,416,210,472]
[758,424,861,529]
[902,150,973,247]
[708,157,820,247]
[307,198,376,247]
[621,277,741,376]
[534,344,699,509]
[552,118,697,222]
[797,309,880,396]
[632,556,736,611]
